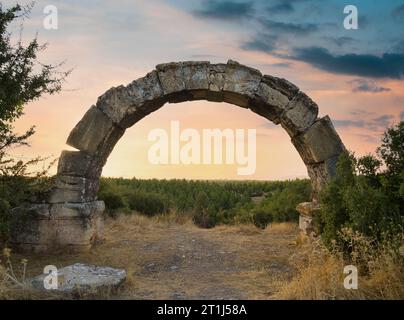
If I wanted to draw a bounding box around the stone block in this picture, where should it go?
[223,60,262,101]
[250,81,290,123]
[50,201,105,219]
[156,62,186,94]
[299,214,315,236]
[296,202,321,217]
[96,85,132,127]
[10,201,105,252]
[57,150,101,178]
[55,218,97,245]
[207,63,227,92]
[261,75,299,99]
[281,91,318,137]
[307,155,340,198]
[292,116,345,164]
[67,105,121,155]
[10,204,53,244]
[29,263,126,293]
[48,175,99,203]
[124,70,167,127]
[182,61,209,90]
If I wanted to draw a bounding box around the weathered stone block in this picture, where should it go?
[296,202,321,217]
[55,218,96,245]
[127,71,165,104]
[96,85,132,127]
[208,63,227,93]
[67,105,120,155]
[297,202,321,236]
[156,62,186,94]
[93,122,125,166]
[50,201,105,219]
[127,70,165,105]
[223,60,262,100]
[261,75,299,99]
[281,91,318,137]
[48,175,99,203]
[223,91,250,108]
[29,263,126,293]
[57,150,101,178]
[299,214,315,236]
[10,201,105,252]
[307,155,340,198]
[10,204,53,244]
[156,61,210,104]
[292,116,345,164]
[53,201,104,245]
[182,61,209,90]
[250,81,290,123]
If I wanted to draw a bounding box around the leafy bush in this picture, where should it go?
[98,180,128,217]
[124,191,170,217]
[252,207,273,229]
[192,191,216,228]
[258,179,312,223]
[319,122,404,251]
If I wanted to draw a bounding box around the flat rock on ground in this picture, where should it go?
[29,263,126,293]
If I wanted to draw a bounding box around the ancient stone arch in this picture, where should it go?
[11,60,346,252]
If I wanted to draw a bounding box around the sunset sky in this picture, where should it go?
[6,0,404,180]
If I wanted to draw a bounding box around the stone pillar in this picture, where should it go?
[10,201,105,253]
[296,202,321,237]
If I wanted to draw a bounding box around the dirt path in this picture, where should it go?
[19,215,301,299]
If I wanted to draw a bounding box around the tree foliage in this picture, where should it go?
[0,3,67,241]
[319,122,404,251]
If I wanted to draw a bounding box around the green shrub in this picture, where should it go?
[252,208,272,229]
[192,191,216,228]
[260,180,311,222]
[124,191,169,217]
[98,190,127,217]
[319,122,404,252]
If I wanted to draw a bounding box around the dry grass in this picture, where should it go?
[274,230,404,300]
[2,215,403,300]
[266,222,298,233]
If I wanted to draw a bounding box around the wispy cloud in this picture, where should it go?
[259,19,319,35]
[327,36,356,47]
[242,34,278,53]
[291,47,404,79]
[267,2,294,14]
[392,4,404,21]
[334,114,396,132]
[350,79,391,93]
[193,0,254,20]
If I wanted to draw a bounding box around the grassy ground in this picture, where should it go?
[2,213,403,300]
[4,214,300,299]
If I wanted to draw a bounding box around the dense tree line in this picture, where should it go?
[98,178,312,228]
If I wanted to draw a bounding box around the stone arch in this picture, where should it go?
[11,60,346,252]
